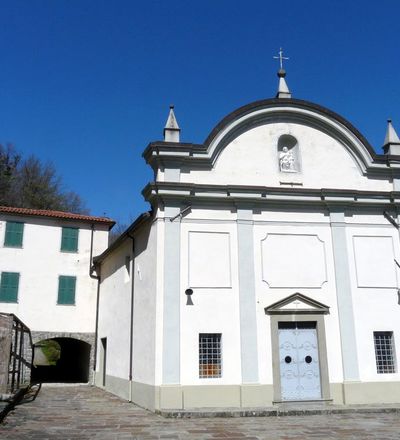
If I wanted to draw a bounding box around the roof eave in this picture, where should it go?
[0,206,115,228]
[93,211,151,265]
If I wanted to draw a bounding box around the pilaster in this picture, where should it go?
[162,206,181,384]
[236,207,259,383]
[329,210,360,381]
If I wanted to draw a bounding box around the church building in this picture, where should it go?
[93,65,400,411]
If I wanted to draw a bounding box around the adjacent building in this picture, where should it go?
[92,70,400,411]
[0,206,114,382]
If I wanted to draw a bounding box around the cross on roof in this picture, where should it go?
[273,47,289,70]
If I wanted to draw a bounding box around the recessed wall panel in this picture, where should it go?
[353,236,397,288]
[261,233,327,288]
[188,232,231,288]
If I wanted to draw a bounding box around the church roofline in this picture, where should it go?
[143,98,396,174]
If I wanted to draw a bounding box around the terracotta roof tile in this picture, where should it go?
[0,206,115,227]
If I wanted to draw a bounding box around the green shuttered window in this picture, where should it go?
[0,272,20,302]
[61,227,79,252]
[4,222,24,247]
[58,276,76,305]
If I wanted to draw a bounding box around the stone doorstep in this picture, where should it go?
[41,382,90,387]
[157,404,400,418]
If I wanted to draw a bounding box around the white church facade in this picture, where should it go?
[93,69,400,410]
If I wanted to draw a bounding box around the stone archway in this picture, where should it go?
[31,332,94,383]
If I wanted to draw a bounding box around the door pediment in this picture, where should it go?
[265,292,330,315]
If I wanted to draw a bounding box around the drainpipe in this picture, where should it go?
[89,225,101,386]
[127,233,135,402]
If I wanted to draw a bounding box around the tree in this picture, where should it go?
[38,339,61,366]
[108,222,129,244]
[0,144,88,214]
[0,144,20,206]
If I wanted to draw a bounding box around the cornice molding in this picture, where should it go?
[142,181,400,210]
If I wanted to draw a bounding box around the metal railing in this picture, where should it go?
[0,313,33,394]
[0,314,41,424]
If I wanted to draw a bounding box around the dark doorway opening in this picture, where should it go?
[32,337,91,383]
[101,337,107,387]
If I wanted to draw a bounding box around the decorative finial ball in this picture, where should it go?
[278,69,286,78]
[388,119,392,123]
[170,104,174,109]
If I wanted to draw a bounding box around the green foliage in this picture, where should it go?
[0,144,88,213]
[39,339,61,366]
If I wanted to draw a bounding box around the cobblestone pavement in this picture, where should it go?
[1,385,400,439]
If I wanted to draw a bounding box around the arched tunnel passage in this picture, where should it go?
[32,337,91,383]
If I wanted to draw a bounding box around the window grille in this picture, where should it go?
[199,333,221,378]
[374,331,396,374]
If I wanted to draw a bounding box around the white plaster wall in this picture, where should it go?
[181,123,391,191]
[0,215,109,333]
[180,219,242,385]
[178,207,344,387]
[253,209,330,225]
[346,224,400,382]
[176,206,400,388]
[97,240,132,379]
[181,208,237,222]
[253,222,344,385]
[346,213,394,226]
[132,222,158,385]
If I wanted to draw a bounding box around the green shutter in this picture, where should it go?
[58,276,76,305]
[61,227,79,252]
[0,272,20,302]
[4,222,24,247]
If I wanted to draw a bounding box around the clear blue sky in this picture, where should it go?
[1,1,400,226]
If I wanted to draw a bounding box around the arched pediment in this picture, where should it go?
[203,98,377,174]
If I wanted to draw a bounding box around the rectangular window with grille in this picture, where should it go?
[58,275,76,305]
[0,272,20,303]
[4,222,24,247]
[199,333,222,378]
[61,227,79,252]
[374,331,396,374]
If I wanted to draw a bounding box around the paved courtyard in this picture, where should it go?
[1,385,400,439]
